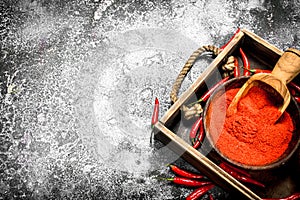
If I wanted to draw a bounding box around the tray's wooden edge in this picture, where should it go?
[241,29,283,56]
[160,30,245,124]
[154,29,288,199]
[154,121,261,200]
[242,29,284,69]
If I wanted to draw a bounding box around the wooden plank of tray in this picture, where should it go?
[242,29,283,67]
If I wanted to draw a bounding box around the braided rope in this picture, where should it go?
[170,45,234,120]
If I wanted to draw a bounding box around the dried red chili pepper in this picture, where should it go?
[219,162,251,178]
[165,177,212,187]
[196,76,230,104]
[193,138,202,149]
[186,184,215,200]
[262,193,300,200]
[190,117,203,145]
[233,57,240,77]
[233,171,265,188]
[193,119,204,149]
[288,86,297,96]
[209,194,214,200]
[239,48,251,76]
[220,28,241,50]
[220,163,265,188]
[168,164,204,179]
[189,77,230,107]
[151,97,159,128]
[288,82,300,94]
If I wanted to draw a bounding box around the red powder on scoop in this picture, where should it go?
[209,86,294,166]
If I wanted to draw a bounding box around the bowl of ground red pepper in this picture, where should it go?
[203,77,300,170]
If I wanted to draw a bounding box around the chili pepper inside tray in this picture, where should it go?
[153,29,300,200]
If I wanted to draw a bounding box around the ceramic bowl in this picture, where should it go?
[203,76,300,170]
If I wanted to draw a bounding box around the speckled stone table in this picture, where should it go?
[0,0,299,199]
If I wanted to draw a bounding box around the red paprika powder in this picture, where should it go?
[209,86,294,166]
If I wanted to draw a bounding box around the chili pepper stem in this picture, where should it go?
[241,67,271,74]
[241,66,256,73]
[149,129,154,145]
[191,138,195,145]
[163,177,174,181]
[154,176,169,181]
[188,99,203,107]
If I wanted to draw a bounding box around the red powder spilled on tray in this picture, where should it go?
[210,86,294,166]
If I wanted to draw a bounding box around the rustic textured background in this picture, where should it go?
[0,0,299,199]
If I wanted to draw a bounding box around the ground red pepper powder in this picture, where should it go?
[209,86,294,166]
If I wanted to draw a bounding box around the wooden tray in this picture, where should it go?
[153,29,300,200]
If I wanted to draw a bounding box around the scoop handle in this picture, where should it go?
[271,48,300,84]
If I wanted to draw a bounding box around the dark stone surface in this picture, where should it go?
[0,0,299,199]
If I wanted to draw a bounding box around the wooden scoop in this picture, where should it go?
[227,48,300,118]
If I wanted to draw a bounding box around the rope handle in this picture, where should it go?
[170,45,235,120]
